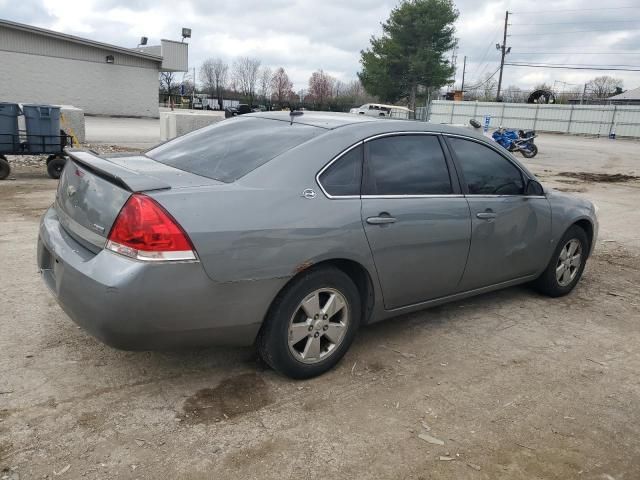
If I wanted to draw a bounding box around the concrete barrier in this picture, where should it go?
[160,110,225,141]
[59,105,85,144]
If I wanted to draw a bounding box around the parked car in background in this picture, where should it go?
[350,103,413,119]
[38,112,598,379]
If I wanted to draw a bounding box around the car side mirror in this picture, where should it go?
[525,179,544,196]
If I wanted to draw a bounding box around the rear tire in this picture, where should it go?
[47,156,66,179]
[0,156,9,180]
[257,266,361,379]
[521,144,538,158]
[532,225,589,297]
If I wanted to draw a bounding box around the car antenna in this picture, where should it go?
[289,108,303,125]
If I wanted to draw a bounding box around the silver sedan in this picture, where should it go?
[37,112,598,378]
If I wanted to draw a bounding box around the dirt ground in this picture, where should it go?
[1,134,639,480]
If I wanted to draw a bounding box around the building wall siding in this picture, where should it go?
[0,50,159,117]
[0,26,160,69]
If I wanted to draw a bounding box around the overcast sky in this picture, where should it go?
[2,0,639,94]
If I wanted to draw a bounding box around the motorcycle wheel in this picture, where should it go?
[521,144,538,158]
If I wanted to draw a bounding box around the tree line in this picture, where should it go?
[160,57,376,112]
[463,74,625,103]
[161,0,627,112]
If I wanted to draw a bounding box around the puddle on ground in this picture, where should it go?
[180,373,272,424]
[558,172,639,183]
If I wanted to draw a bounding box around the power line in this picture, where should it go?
[505,62,640,71]
[511,52,640,55]
[464,67,501,90]
[510,28,640,36]
[513,6,640,14]
[512,20,640,25]
[465,25,502,80]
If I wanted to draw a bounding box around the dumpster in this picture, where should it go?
[0,102,20,154]
[23,104,61,154]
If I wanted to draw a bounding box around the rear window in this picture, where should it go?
[146,117,322,182]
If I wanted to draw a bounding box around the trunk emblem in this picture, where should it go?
[92,223,106,233]
[66,186,77,198]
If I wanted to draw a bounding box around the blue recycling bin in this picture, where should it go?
[0,102,20,154]
[23,104,61,154]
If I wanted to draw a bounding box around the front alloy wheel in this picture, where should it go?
[555,239,582,287]
[532,225,589,297]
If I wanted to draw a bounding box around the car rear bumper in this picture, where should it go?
[37,207,279,350]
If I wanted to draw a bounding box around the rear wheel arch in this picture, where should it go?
[261,258,375,332]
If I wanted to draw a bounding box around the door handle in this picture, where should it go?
[476,212,497,220]
[367,215,397,225]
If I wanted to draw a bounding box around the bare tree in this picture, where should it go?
[200,58,229,110]
[308,69,335,108]
[271,67,293,106]
[159,72,179,95]
[259,67,272,105]
[587,76,624,99]
[232,57,261,106]
[502,85,526,103]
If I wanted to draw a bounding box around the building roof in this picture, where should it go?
[0,19,163,63]
[608,86,640,101]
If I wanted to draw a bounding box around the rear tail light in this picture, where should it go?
[106,193,197,262]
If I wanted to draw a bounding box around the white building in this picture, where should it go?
[0,19,188,117]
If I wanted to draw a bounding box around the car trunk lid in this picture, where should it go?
[55,149,220,253]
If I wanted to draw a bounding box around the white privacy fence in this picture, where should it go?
[419,100,640,138]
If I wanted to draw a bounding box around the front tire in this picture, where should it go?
[533,225,589,297]
[47,156,66,179]
[0,155,9,180]
[521,144,538,158]
[257,267,361,379]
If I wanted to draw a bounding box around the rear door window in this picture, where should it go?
[146,117,322,182]
[318,144,363,197]
[363,135,453,195]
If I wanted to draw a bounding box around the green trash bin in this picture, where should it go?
[23,104,61,154]
[0,102,20,154]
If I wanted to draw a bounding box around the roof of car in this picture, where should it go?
[245,111,382,129]
[244,111,490,139]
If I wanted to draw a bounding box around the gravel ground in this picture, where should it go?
[0,135,639,480]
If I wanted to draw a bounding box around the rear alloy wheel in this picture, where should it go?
[257,267,361,379]
[533,225,588,297]
[287,288,350,364]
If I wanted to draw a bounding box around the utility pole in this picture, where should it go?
[581,83,587,105]
[192,66,196,107]
[496,10,511,102]
[450,43,458,92]
[461,56,467,93]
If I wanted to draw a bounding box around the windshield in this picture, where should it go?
[146,117,323,182]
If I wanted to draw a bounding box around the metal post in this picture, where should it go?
[567,104,574,134]
[501,102,506,126]
[609,105,618,138]
[533,103,540,131]
[580,83,587,105]
[192,67,196,107]
[450,102,455,124]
